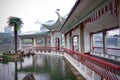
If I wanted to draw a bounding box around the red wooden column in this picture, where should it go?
[64,33,67,48]
[55,38,60,50]
[79,23,85,53]
[44,36,47,47]
[69,30,73,50]
[119,0,120,48]
[33,37,37,47]
[51,31,54,47]
[90,33,93,52]
[72,35,74,51]
[103,30,107,53]
[118,0,120,29]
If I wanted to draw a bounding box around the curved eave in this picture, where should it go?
[42,17,60,29]
[42,12,64,31]
[60,0,80,33]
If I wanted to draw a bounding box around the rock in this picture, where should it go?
[0,57,4,61]
[23,73,35,80]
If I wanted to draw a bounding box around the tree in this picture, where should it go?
[7,16,23,53]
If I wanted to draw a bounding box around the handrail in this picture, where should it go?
[63,48,120,69]
[29,46,120,80]
[82,54,120,70]
[62,48,120,80]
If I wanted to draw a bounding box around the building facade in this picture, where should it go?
[0,33,14,52]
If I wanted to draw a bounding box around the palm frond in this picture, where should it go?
[7,16,23,29]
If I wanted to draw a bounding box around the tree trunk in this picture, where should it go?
[14,26,18,53]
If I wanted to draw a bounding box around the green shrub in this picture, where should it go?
[3,54,10,64]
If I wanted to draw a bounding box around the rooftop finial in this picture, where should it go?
[56,9,60,18]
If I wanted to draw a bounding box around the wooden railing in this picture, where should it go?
[29,46,120,80]
[34,46,62,52]
[80,54,119,80]
[62,48,120,80]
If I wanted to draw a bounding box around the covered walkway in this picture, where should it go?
[19,0,120,80]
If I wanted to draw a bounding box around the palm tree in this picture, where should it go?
[7,16,23,53]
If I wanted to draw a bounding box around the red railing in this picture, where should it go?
[34,46,62,53]
[80,54,120,80]
[21,46,34,53]
[62,48,120,80]
[31,47,120,80]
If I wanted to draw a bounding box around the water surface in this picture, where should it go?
[0,54,77,80]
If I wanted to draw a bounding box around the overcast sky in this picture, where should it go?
[0,0,76,33]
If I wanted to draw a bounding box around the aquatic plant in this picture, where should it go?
[3,54,10,64]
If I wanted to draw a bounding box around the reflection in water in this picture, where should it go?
[15,62,18,80]
[0,54,77,80]
[0,62,15,80]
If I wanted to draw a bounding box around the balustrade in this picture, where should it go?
[24,46,120,80]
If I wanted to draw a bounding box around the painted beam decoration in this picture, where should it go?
[83,0,119,25]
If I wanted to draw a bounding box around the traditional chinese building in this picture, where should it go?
[19,0,120,80]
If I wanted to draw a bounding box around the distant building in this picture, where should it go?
[4,26,12,33]
[0,33,14,52]
[4,26,21,35]
[0,29,21,53]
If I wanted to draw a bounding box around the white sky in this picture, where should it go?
[0,0,76,33]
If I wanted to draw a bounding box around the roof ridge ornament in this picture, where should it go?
[42,9,65,31]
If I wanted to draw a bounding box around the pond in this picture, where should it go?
[0,54,77,80]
